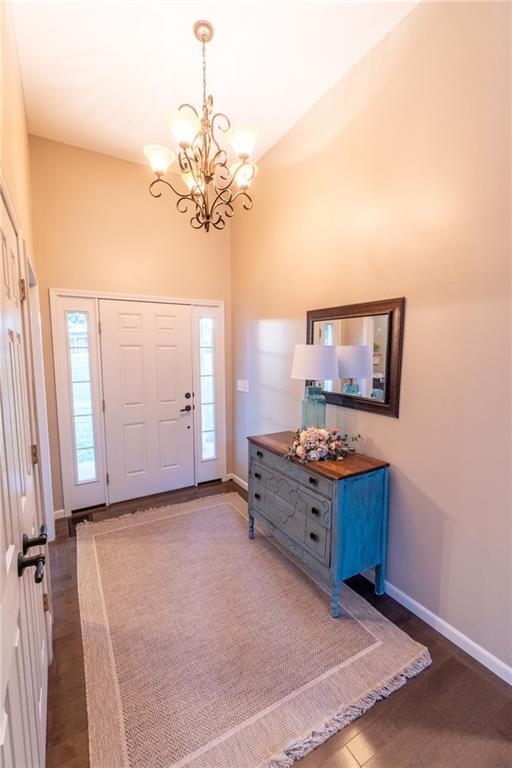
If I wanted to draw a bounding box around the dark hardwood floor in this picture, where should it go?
[46,482,511,768]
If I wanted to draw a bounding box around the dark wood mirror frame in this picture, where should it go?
[306,297,405,418]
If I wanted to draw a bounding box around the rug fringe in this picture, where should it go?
[264,648,432,768]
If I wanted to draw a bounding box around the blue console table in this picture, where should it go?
[247,431,389,617]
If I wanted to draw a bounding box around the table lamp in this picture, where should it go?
[291,344,338,427]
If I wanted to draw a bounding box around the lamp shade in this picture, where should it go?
[168,108,201,148]
[143,144,175,175]
[227,124,258,159]
[291,344,338,380]
[337,345,373,379]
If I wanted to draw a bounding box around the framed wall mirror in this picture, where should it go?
[306,297,405,417]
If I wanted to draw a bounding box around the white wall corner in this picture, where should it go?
[225,473,248,491]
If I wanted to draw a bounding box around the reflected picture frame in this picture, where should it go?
[306,297,405,418]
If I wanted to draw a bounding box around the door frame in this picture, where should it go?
[50,288,227,516]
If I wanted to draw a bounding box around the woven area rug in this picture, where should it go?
[77,492,431,768]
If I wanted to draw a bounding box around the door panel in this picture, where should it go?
[1,192,47,767]
[100,300,194,503]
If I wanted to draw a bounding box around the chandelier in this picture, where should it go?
[143,20,258,232]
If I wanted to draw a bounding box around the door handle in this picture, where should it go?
[18,553,45,583]
[22,523,48,555]
[180,404,192,413]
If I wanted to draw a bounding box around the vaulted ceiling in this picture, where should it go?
[11,1,418,164]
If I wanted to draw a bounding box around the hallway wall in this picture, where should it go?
[230,1,511,666]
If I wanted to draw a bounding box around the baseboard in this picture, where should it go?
[53,508,69,519]
[384,580,512,685]
[225,473,248,491]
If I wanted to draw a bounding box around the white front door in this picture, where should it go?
[100,300,195,503]
[1,192,49,766]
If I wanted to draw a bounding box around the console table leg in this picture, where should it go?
[248,513,255,539]
[331,581,341,618]
[375,564,385,595]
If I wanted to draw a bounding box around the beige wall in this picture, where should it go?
[29,136,231,511]
[231,2,511,665]
[1,3,33,243]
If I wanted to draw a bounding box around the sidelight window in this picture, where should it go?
[199,317,216,460]
[66,311,97,482]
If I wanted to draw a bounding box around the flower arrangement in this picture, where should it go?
[285,427,360,463]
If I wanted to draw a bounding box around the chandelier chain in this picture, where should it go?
[202,40,207,106]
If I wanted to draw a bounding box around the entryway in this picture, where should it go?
[51,291,226,515]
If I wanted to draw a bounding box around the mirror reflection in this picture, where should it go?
[312,314,389,401]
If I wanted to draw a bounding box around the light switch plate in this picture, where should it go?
[236,379,249,392]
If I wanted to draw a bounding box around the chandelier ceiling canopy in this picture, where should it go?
[143,20,258,232]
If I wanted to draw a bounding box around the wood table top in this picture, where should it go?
[248,431,389,481]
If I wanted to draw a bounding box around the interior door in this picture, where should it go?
[100,300,194,503]
[1,192,48,766]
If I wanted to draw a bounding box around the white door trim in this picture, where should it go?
[49,287,224,308]
[50,288,226,513]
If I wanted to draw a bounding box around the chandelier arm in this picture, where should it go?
[211,112,231,136]
[215,159,254,193]
[176,195,198,214]
[209,186,234,216]
[180,146,198,174]
[179,147,209,217]
[210,112,231,168]
[211,216,226,230]
[191,216,205,230]
[214,161,231,187]
[223,201,235,218]
[149,177,189,199]
[212,147,228,167]
[229,190,254,211]
[190,200,208,230]
[178,103,199,117]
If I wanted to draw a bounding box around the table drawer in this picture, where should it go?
[297,465,333,499]
[302,490,332,529]
[249,443,299,481]
[249,461,270,486]
[249,480,265,512]
[304,517,330,565]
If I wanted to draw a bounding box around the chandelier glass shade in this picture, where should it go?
[143,20,258,232]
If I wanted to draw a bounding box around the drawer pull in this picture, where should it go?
[255,472,262,480]
[309,531,319,542]
[256,450,263,459]
[309,476,318,486]
[254,492,261,500]
[311,507,320,516]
